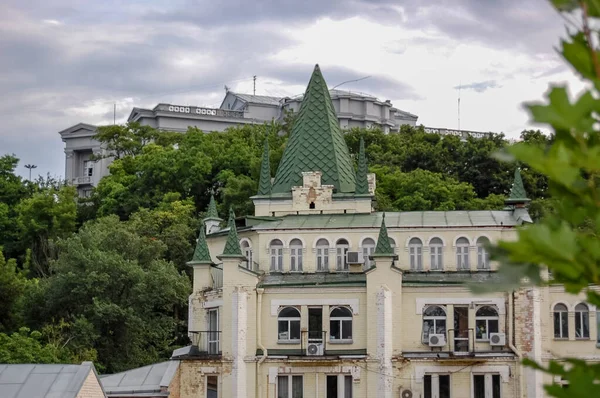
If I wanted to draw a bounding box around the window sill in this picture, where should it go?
[475,339,490,343]
[278,340,301,345]
[329,339,353,345]
[553,338,569,341]
[575,337,590,341]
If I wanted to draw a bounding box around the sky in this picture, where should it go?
[0,0,583,179]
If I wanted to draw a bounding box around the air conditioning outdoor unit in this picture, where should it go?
[489,333,506,346]
[346,251,362,264]
[428,334,446,347]
[306,343,324,356]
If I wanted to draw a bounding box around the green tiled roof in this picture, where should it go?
[257,138,272,196]
[205,194,221,220]
[271,64,356,194]
[505,168,530,204]
[220,208,244,258]
[187,223,213,265]
[355,137,369,195]
[258,272,366,288]
[373,213,394,256]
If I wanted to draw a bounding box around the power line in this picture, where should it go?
[332,75,371,90]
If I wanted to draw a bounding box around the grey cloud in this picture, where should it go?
[455,80,500,93]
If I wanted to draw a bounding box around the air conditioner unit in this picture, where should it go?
[428,334,446,347]
[346,251,362,264]
[489,333,506,346]
[401,389,413,398]
[306,343,324,356]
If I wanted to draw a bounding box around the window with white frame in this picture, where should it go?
[289,239,303,272]
[553,303,569,339]
[476,237,490,270]
[575,303,590,339]
[422,305,447,343]
[430,238,443,270]
[326,375,352,398]
[336,239,350,271]
[456,237,470,270]
[362,238,375,269]
[316,239,330,271]
[241,240,253,269]
[424,374,450,398]
[475,306,499,341]
[277,375,303,398]
[330,307,352,342]
[409,237,423,271]
[278,307,301,342]
[270,239,283,271]
[83,160,94,177]
[473,374,500,398]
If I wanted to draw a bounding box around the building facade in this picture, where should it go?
[163,64,597,398]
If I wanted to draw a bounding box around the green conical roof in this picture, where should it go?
[505,168,530,204]
[372,213,395,257]
[187,223,213,265]
[271,64,356,194]
[205,194,221,220]
[257,138,272,196]
[355,137,369,195]
[219,208,244,258]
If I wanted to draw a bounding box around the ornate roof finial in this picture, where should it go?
[205,194,221,221]
[373,213,394,257]
[355,137,369,195]
[505,167,530,207]
[219,207,244,258]
[187,222,213,265]
[257,138,272,196]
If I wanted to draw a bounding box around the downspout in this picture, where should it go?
[257,288,268,398]
[508,291,524,398]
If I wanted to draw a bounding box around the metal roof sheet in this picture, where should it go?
[259,272,367,287]
[231,93,282,106]
[0,362,101,398]
[251,211,519,231]
[100,361,179,396]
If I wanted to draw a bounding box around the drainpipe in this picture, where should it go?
[508,291,524,398]
[257,288,268,398]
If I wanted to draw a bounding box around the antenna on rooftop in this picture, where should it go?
[253,75,257,95]
[458,81,461,131]
[113,103,116,125]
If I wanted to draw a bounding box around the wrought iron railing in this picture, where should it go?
[447,328,474,352]
[72,176,92,185]
[189,331,221,356]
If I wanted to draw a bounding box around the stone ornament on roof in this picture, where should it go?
[204,194,221,221]
[187,223,213,266]
[372,213,395,257]
[355,137,370,195]
[505,167,530,206]
[219,207,245,258]
[257,138,272,196]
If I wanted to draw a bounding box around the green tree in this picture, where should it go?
[0,249,31,332]
[30,215,190,372]
[486,1,600,395]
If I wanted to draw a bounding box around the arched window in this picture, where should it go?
[553,303,569,339]
[336,239,350,271]
[241,240,253,269]
[430,237,443,270]
[409,238,423,271]
[269,239,283,272]
[278,307,300,342]
[289,239,303,272]
[422,305,446,343]
[362,238,376,269]
[330,307,353,341]
[575,303,590,339]
[316,239,329,271]
[477,237,491,270]
[389,238,397,254]
[456,237,470,270]
[475,306,499,341]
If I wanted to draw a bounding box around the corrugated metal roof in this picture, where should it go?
[232,93,282,106]
[100,361,179,397]
[0,362,101,398]
[251,211,519,231]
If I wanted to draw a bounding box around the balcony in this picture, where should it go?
[188,331,221,357]
[72,176,92,185]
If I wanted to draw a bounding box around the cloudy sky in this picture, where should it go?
[0,0,581,179]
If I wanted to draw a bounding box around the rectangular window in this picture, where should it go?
[290,248,303,271]
[278,319,301,341]
[207,309,219,354]
[317,249,329,271]
[206,375,218,398]
[270,248,283,271]
[326,375,352,398]
[457,247,469,270]
[277,375,303,398]
[83,160,94,177]
[554,311,568,339]
[477,246,489,269]
[473,374,500,398]
[575,311,590,339]
[424,374,450,398]
[410,246,422,270]
[431,246,443,270]
[336,247,349,270]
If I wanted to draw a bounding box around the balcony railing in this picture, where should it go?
[189,331,221,356]
[210,266,223,289]
[72,176,92,185]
